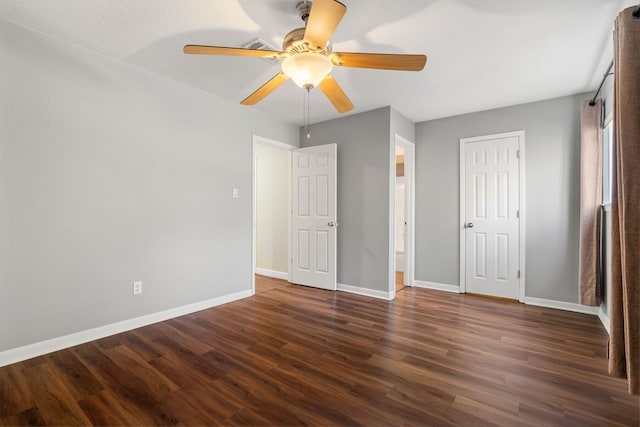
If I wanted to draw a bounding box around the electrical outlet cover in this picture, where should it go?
[133,281,142,295]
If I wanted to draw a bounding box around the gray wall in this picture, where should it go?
[0,20,298,352]
[391,107,416,144]
[415,93,592,302]
[300,108,391,292]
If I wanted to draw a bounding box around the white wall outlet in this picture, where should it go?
[232,188,239,198]
[133,281,142,295]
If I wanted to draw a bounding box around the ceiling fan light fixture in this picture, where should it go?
[282,52,332,89]
[184,0,424,113]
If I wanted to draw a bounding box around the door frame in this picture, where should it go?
[251,135,296,296]
[459,130,526,302]
[389,134,416,296]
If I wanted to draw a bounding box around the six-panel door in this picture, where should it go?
[290,144,337,291]
[464,136,520,299]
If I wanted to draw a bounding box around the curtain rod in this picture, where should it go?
[589,60,614,106]
[589,4,640,105]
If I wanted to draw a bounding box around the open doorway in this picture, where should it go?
[395,144,407,291]
[252,136,294,295]
[392,135,415,295]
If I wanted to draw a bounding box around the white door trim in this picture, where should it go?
[390,135,416,296]
[459,131,526,302]
[252,135,296,296]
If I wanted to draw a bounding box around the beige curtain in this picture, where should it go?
[609,6,639,396]
[578,99,602,306]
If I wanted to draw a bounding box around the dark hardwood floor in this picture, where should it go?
[255,274,290,294]
[396,271,406,292]
[1,277,637,426]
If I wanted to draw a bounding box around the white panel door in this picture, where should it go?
[463,135,520,299]
[290,144,337,290]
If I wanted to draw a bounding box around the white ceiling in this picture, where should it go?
[0,0,634,125]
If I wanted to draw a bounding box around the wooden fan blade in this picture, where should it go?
[183,45,281,59]
[241,72,290,106]
[319,74,354,113]
[304,0,346,51]
[332,52,427,71]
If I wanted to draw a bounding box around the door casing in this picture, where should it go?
[389,135,416,297]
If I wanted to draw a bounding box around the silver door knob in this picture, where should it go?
[465,222,474,228]
[328,221,338,227]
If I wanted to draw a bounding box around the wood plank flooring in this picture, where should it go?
[1,278,637,426]
[396,271,406,292]
[255,274,290,294]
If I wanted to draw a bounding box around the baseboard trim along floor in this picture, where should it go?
[0,289,252,367]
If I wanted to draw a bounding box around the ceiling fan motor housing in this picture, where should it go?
[283,27,331,55]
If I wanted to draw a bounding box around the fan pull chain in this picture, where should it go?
[302,88,306,135]
[305,87,311,139]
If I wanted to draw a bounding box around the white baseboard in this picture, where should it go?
[255,268,288,281]
[337,283,394,301]
[524,297,600,315]
[598,306,611,335]
[0,289,253,368]
[413,280,460,293]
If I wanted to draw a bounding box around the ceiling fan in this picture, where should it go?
[183,0,427,113]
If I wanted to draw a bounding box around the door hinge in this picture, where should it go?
[516,149,520,158]
[516,209,520,218]
[517,270,521,279]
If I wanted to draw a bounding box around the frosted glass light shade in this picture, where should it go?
[282,52,332,89]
